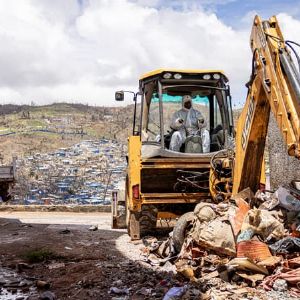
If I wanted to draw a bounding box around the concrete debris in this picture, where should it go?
[191,207,236,256]
[262,267,300,296]
[236,240,272,261]
[141,186,300,299]
[229,196,250,237]
[272,279,288,292]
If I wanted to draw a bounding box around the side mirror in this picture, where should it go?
[115,91,124,101]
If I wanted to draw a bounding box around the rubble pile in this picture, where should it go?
[12,139,126,205]
[141,186,300,299]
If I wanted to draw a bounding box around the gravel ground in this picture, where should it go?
[268,114,300,189]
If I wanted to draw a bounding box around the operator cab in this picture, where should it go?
[116,69,234,158]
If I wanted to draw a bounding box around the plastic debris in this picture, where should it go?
[275,186,300,211]
[109,287,129,295]
[40,291,56,300]
[88,225,98,231]
[162,286,187,300]
[237,228,255,243]
[269,237,300,254]
[136,287,152,296]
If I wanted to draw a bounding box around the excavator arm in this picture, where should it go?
[233,15,300,194]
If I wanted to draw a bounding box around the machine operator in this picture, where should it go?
[169,95,210,153]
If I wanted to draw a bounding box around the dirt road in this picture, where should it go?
[0,212,174,300]
[0,211,113,228]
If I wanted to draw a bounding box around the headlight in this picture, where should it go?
[203,74,211,80]
[213,73,221,80]
[163,72,172,79]
[174,73,182,79]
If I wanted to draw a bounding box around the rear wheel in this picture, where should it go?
[140,205,158,236]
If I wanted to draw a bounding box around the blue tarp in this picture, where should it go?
[152,94,209,104]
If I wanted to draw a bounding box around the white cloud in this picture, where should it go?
[0,0,298,106]
[277,13,300,41]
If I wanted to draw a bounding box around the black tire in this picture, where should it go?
[140,205,158,236]
[173,212,195,253]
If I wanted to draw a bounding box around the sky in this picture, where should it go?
[0,0,300,106]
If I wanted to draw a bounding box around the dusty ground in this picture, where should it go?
[1,212,295,300]
[0,212,177,300]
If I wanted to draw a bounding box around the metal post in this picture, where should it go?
[139,92,144,138]
[158,81,165,148]
[133,94,137,135]
[112,191,118,217]
[111,190,118,228]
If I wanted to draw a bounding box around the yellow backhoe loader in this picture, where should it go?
[115,69,234,239]
[114,15,300,240]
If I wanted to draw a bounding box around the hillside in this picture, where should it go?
[0,103,134,163]
[0,102,244,164]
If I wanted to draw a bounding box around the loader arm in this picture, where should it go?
[233,15,300,194]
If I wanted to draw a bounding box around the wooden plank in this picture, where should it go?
[142,158,210,163]
[142,192,208,197]
[141,192,210,204]
[141,163,210,169]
